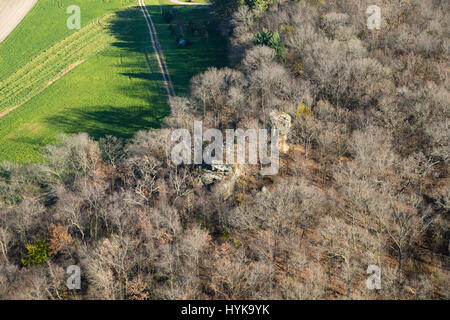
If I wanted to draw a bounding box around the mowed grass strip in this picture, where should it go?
[0,14,115,114]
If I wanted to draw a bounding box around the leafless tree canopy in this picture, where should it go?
[0,0,448,300]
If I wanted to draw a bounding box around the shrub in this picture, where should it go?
[21,239,49,267]
[296,103,311,116]
[254,28,284,57]
[246,0,273,11]
[47,224,73,256]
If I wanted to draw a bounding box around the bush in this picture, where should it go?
[21,239,49,267]
[254,28,284,57]
[246,0,273,11]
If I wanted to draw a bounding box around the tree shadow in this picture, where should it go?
[43,6,170,141]
[107,6,166,96]
[46,104,168,140]
[108,6,152,55]
[45,4,226,141]
[107,4,227,94]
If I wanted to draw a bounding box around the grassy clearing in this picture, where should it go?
[0,7,168,163]
[0,14,115,114]
[0,0,226,163]
[147,0,227,94]
[0,0,136,80]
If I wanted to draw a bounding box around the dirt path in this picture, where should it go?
[0,0,38,43]
[138,0,176,97]
[169,0,211,5]
[137,0,210,97]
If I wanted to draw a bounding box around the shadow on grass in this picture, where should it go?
[44,4,226,142]
[46,105,167,140]
[108,4,227,94]
[108,6,152,54]
[9,136,49,152]
[44,6,170,141]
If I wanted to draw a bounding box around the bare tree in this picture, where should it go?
[376,194,431,272]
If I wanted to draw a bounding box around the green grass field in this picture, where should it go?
[0,0,137,81]
[0,0,225,163]
[150,0,226,94]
